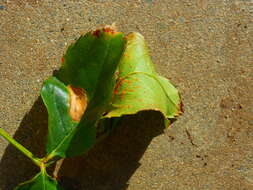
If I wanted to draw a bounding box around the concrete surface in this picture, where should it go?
[0,0,253,189]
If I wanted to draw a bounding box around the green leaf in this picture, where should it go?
[41,27,126,158]
[104,32,183,125]
[41,76,90,158]
[56,28,125,102]
[14,171,63,190]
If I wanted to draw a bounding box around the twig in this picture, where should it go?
[185,129,197,147]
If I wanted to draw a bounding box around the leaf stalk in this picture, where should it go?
[0,127,41,167]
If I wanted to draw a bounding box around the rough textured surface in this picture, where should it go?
[0,0,252,189]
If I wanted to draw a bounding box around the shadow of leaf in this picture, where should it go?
[58,111,164,190]
[0,96,48,190]
[0,97,164,190]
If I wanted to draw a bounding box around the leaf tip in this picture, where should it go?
[92,23,119,37]
[125,32,144,41]
[103,22,118,34]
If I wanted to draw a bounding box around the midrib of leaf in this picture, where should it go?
[40,164,48,190]
[42,171,46,190]
[53,87,66,132]
[46,86,69,154]
[46,121,76,159]
[45,86,76,159]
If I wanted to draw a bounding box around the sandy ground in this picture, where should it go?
[0,0,253,189]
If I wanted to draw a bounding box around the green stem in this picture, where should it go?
[0,127,41,167]
[43,152,56,163]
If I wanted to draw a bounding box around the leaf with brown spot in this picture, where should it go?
[41,26,126,158]
[104,32,183,127]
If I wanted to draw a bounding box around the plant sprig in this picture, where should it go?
[0,25,183,190]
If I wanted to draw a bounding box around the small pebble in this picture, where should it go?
[178,16,185,23]
[0,5,5,10]
[248,120,253,125]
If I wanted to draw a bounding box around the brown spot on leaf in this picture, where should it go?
[125,32,136,41]
[124,53,130,59]
[103,27,115,34]
[176,93,184,115]
[126,105,132,108]
[103,23,118,34]
[61,57,64,63]
[179,101,184,113]
[175,100,184,116]
[67,85,87,122]
[113,77,124,96]
[93,24,118,37]
[93,29,100,37]
[119,91,127,99]
[125,79,132,85]
[126,89,134,92]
